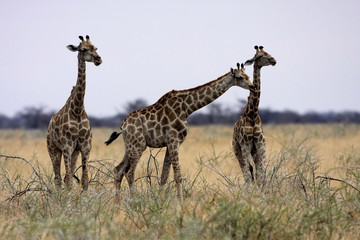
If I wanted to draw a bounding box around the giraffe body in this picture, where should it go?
[106,64,253,203]
[233,46,276,185]
[47,35,102,190]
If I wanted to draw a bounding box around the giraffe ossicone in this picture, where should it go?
[47,35,102,190]
[105,63,253,203]
[233,45,276,186]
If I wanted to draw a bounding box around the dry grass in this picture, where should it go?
[0,124,359,239]
[1,124,358,183]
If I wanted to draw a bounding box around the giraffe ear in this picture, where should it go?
[67,45,78,52]
[230,68,234,75]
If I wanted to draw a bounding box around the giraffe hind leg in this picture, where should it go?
[125,149,146,197]
[114,154,130,190]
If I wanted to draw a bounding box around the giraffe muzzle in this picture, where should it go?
[94,57,102,66]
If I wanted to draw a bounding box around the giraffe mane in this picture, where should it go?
[156,72,231,102]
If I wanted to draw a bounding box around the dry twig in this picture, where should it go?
[315,175,360,194]
[0,154,51,194]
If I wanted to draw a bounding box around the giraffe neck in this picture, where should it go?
[70,54,86,115]
[245,64,261,117]
[182,73,235,117]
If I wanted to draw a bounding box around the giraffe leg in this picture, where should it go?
[125,148,146,196]
[160,148,171,185]
[70,149,80,182]
[118,133,146,196]
[48,145,62,188]
[168,142,183,204]
[233,138,253,184]
[113,153,130,191]
[241,148,254,185]
[254,140,266,186]
[80,148,90,190]
[63,149,74,189]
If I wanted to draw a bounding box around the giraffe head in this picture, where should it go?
[244,45,276,68]
[230,63,254,90]
[67,35,102,66]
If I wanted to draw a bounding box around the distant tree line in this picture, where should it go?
[1,98,360,129]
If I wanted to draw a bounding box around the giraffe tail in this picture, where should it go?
[105,131,122,146]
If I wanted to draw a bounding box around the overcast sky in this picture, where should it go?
[1,1,360,117]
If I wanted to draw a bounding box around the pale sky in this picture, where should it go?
[1,1,360,117]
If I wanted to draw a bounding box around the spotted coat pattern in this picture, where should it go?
[108,64,253,203]
[233,46,276,185]
[47,36,102,190]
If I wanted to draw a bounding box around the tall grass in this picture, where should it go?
[0,125,360,239]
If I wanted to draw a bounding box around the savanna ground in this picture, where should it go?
[0,124,359,239]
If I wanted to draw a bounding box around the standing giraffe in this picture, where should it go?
[47,35,102,190]
[232,45,276,185]
[105,63,254,203]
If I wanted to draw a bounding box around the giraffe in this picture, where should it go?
[232,45,276,186]
[47,35,102,190]
[105,63,254,203]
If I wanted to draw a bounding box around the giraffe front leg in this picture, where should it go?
[70,150,80,183]
[48,145,62,189]
[254,140,266,187]
[80,148,91,191]
[233,139,253,185]
[63,150,73,189]
[168,143,183,205]
[160,148,171,185]
[240,148,254,185]
[171,157,183,205]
